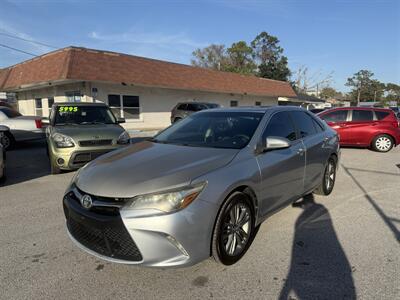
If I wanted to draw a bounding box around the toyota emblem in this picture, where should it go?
[80,194,93,209]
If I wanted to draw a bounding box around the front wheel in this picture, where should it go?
[314,156,337,196]
[372,134,393,152]
[211,192,255,265]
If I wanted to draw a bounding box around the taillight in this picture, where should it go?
[35,119,42,129]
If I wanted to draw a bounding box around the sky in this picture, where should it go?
[0,0,399,92]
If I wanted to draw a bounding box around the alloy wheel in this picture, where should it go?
[221,202,252,257]
[324,160,336,192]
[1,135,11,150]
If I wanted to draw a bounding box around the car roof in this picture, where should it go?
[321,106,394,113]
[52,102,107,107]
[197,105,306,114]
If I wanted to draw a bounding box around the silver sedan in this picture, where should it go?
[0,107,45,149]
[63,106,340,267]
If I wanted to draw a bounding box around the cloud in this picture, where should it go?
[87,29,208,63]
[89,29,207,49]
[0,20,54,54]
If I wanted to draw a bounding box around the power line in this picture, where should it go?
[0,43,38,57]
[0,31,58,49]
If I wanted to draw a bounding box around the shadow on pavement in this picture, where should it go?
[341,164,400,244]
[279,194,356,300]
[1,139,50,187]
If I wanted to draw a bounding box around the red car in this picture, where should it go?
[318,107,400,152]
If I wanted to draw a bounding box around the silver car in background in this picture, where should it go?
[170,102,220,123]
[0,107,45,149]
[63,106,340,267]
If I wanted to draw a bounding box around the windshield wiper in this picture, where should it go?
[79,121,106,125]
[56,122,78,126]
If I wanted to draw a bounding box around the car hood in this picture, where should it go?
[75,141,239,198]
[53,124,124,140]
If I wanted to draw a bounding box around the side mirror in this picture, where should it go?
[117,118,125,124]
[263,136,291,151]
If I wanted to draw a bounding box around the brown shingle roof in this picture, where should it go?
[0,47,296,97]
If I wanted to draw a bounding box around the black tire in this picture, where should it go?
[49,153,61,175]
[173,117,182,123]
[211,191,255,265]
[2,132,15,150]
[371,134,394,153]
[314,156,337,196]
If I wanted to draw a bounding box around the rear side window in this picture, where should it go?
[352,110,373,121]
[0,107,22,118]
[320,110,348,122]
[290,111,317,138]
[375,111,390,120]
[263,112,297,141]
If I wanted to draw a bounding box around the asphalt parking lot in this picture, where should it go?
[1,141,399,299]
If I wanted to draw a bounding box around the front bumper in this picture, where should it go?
[63,186,217,267]
[49,143,123,170]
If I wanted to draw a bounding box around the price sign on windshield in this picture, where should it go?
[59,106,78,113]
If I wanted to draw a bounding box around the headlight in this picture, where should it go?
[117,131,130,145]
[125,183,206,213]
[52,133,74,148]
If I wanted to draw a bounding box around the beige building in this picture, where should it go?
[0,47,297,130]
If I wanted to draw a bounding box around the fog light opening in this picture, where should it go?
[166,235,189,257]
[57,158,65,166]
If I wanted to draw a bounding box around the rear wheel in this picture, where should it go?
[314,156,337,196]
[212,192,255,265]
[372,134,393,152]
[1,132,15,150]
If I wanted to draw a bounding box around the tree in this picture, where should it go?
[320,87,340,99]
[191,31,291,81]
[191,44,227,70]
[385,83,400,104]
[251,32,291,81]
[225,41,256,75]
[345,70,385,104]
[292,65,333,95]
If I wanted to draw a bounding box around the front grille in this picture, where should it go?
[79,139,112,147]
[66,214,142,261]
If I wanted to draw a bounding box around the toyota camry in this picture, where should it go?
[63,106,340,267]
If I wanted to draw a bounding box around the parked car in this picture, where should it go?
[318,107,400,152]
[309,108,327,114]
[171,102,220,123]
[0,125,9,181]
[0,101,14,109]
[0,107,45,150]
[63,106,340,267]
[46,102,130,174]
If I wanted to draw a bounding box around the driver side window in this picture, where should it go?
[263,112,297,142]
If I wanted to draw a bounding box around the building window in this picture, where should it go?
[230,100,238,107]
[48,97,54,114]
[108,94,140,119]
[35,98,42,116]
[65,91,81,102]
[255,101,261,106]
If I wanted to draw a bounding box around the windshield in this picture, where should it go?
[54,105,117,125]
[154,111,263,149]
[0,107,22,118]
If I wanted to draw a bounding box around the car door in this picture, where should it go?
[319,109,351,144]
[256,111,306,217]
[290,111,327,192]
[346,109,374,146]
